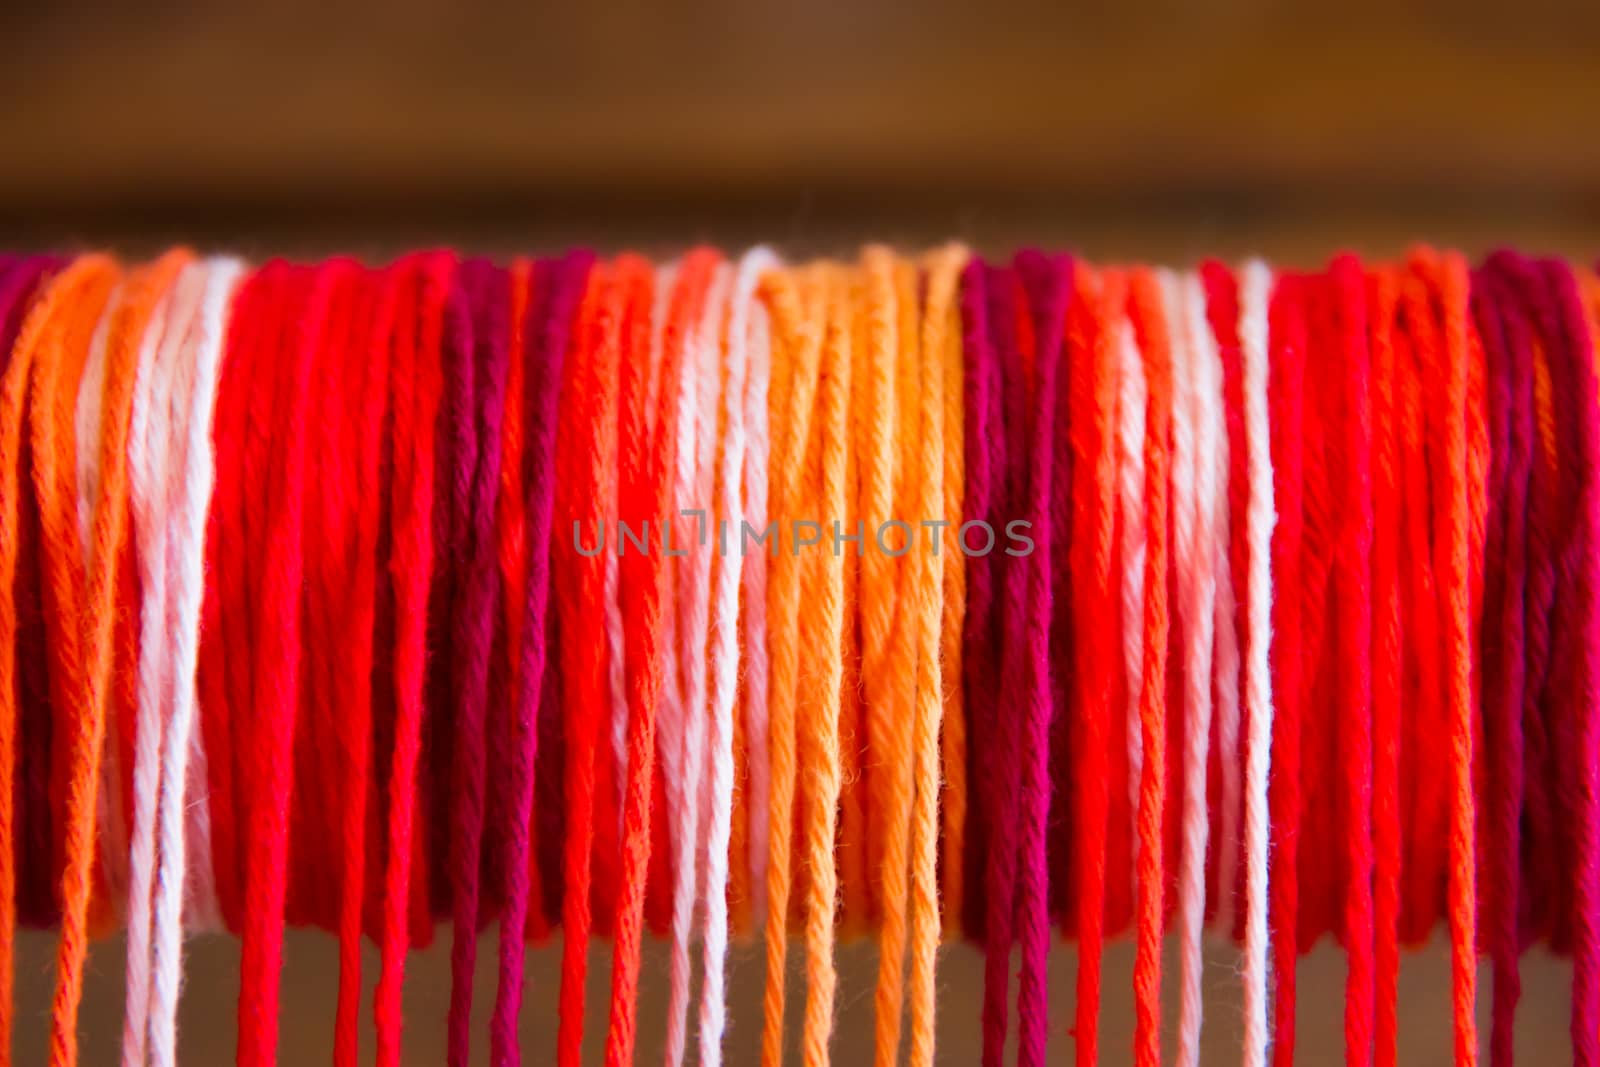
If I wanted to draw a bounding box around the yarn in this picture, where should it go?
[0,255,61,1065]
[1368,263,1404,1067]
[551,254,611,1067]
[1330,253,1377,1067]
[661,252,724,1067]
[373,252,452,1067]
[1168,268,1220,1067]
[600,253,660,1067]
[7,242,1600,1067]
[906,243,963,1067]
[1408,247,1481,1067]
[698,247,777,1067]
[756,263,814,1067]
[964,260,1014,1067]
[858,246,910,1067]
[798,263,849,1067]
[1125,267,1173,1067]
[1470,257,1534,1067]
[442,259,512,1067]
[1267,269,1309,1067]
[1200,261,1244,945]
[1067,257,1115,1067]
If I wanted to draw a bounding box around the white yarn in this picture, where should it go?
[740,270,775,931]
[121,268,190,1067]
[1115,307,1149,870]
[664,263,732,1067]
[1238,259,1277,1067]
[697,247,778,1067]
[1168,270,1218,1067]
[147,258,242,1067]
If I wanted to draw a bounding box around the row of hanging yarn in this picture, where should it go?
[0,246,1595,1067]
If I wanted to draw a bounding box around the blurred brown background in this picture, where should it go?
[3,3,1595,1062]
[4,3,1600,262]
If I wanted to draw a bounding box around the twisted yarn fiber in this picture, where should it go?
[1513,255,1600,1065]
[757,265,821,1067]
[121,263,188,1067]
[905,244,963,1067]
[1011,251,1067,1067]
[601,254,663,1067]
[39,255,183,1067]
[1329,254,1377,1067]
[1237,260,1277,1067]
[1409,247,1480,1067]
[1368,264,1403,1067]
[1469,258,1534,1067]
[373,253,452,1067]
[974,261,1025,1067]
[552,256,615,1067]
[1122,269,1173,1067]
[1167,269,1220,1067]
[697,247,778,1067]
[133,258,241,1067]
[662,253,725,1067]
[233,261,342,1067]
[0,255,62,1066]
[858,247,911,1067]
[1267,272,1309,1067]
[20,241,1600,1067]
[443,260,513,1067]
[1066,258,1116,1067]
[797,265,851,1067]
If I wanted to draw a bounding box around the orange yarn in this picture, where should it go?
[837,271,869,937]
[936,248,970,939]
[28,255,121,1067]
[758,264,824,1067]
[37,253,191,1066]
[0,260,88,1066]
[797,264,851,1067]
[906,245,963,1067]
[859,247,914,1067]
[1125,267,1172,1067]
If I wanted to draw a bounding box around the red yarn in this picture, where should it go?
[295,265,365,1049]
[488,252,593,1066]
[1267,271,1308,1067]
[1294,275,1340,952]
[373,252,454,1067]
[1124,267,1172,1067]
[1408,247,1481,1067]
[1330,254,1377,1067]
[235,261,346,1067]
[443,260,514,1067]
[554,261,615,1067]
[1066,262,1120,1067]
[602,255,665,1067]
[198,264,271,940]
[1395,269,1451,945]
[1367,265,1404,1067]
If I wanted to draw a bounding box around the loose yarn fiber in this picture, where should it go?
[0,244,1598,1067]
